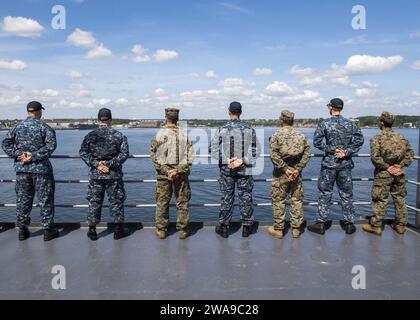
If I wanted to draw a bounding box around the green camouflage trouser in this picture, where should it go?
[371,171,408,227]
[155,174,191,231]
[271,175,304,230]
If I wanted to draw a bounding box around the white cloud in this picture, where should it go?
[66,28,96,48]
[92,98,111,106]
[344,54,404,75]
[33,89,60,97]
[153,49,179,62]
[219,2,253,15]
[218,78,256,96]
[283,90,320,103]
[300,76,323,87]
[253,67,273,76]
[133,55,151,63]
[132,44,148,55]
[0,95,21,105]
[115,98,129,105]
[154,88,167,97]
[355,88,375,97]
[77,90,91,98]
[265,81,294,96]
[205,70,217,79]
[411,90,420,97]
[1,16,44,37]
[289,65,314,77]
[131,44,151,63]
[0,59,27,70]
[85,44,112,59]
[411,60,420,70]
[66,71,83,78]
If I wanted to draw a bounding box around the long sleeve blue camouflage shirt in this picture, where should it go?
[79,125,129,180]
[1,117,57,175]
[210,119,260,174]
[313,115,364,170]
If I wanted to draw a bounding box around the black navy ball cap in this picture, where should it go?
[27,101,45,112]
[327,98,344,109]
[98,108,112,121]
[229,101,242,114]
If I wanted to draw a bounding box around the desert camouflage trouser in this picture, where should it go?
[271,175,304,230]
[87,179,126,226]
[155,175,191,231]
[370,171,408,227]
[15,173,55,229]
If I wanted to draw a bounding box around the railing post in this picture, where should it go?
[417,123,420,228]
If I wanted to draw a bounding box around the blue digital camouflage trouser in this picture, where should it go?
[218,169,254,226]
[15,173,55,229]
[87,179,126,226]
[316,168,355,224]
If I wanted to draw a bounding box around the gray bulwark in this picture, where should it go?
[0,224,420,300]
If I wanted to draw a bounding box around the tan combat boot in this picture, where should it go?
[292,228,301,238]
[155,229,167,239]
[179,229,190,240]
[391,224,406,235]
[362,224,382,236]
[268,226,284,239]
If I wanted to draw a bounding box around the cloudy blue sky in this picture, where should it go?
[0,0,420,119]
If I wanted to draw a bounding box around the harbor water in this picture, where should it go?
[0,127,418,224]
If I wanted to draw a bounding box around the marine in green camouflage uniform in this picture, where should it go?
[150,108,195,239]
[269,110,311,238]
[363,112,414,235]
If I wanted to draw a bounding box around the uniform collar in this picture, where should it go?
[382,127,393,132]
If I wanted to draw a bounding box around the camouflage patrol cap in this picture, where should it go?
[280,110,294,122]
[379,111,395,126]
[165,108,180,120]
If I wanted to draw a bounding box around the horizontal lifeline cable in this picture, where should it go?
[0,201,373,208]
[2,178,419,186]
[2,202,419,213]
[0,153,383,159]
[0,177,375,183]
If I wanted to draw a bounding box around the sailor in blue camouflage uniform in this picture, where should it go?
[307,98,364,235]
[211,102,260,238]
[1,101,59,241]
[79,108,130,241]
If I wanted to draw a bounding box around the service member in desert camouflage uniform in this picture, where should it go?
[363,112,414,236]
[1,101,59,241]
[79,108,130,241]
[150,108,194,240]
[268,110,311,239]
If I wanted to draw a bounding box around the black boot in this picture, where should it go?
[242,225,252,238]
[307,221,325,235]
[215,224,229,238]
[345,223,357,235]
[113,223,130,240]
[87,226,98,241]
[18,228,30,241]
[43,228,59,241]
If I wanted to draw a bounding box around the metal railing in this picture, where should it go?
[1,152,420,227]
